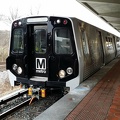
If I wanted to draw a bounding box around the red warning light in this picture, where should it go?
[63,19,68,25]
[14,22,17,27]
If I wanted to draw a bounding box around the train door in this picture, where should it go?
[81,29,92,80]
[97,31,104,65]
[27,25,48,79]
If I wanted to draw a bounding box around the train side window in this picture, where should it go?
[109,38,113,49]
[106,37,113,50]
[81,31,89,54]
[117,38,120,48]
[34,29,47,54]
[54,28,73,54]
[106,37,109,48]
[12,29,24,54]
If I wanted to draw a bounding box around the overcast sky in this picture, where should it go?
[0,0,120,37]
[0,0,44,30]
[0,0,43,16]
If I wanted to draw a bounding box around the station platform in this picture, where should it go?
[34,57,120,120]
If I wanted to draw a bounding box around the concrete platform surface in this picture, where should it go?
[34,57,120,120]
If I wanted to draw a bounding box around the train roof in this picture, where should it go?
[12,16,120,38]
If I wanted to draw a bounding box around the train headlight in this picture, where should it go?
[12,64,17,71]
[18,21,22,26]
[59,70,66,79]
[66,67,73,75]
[56,19,61,24]
[17,67,22,75]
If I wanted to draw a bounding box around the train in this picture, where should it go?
[6,16,120,98]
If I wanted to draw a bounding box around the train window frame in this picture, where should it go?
[34,25,47,54]
[11,28,24,54]
[116,38,120,48]
[53,27,73,55]
[106,37,113,50]
[81,30,89,55]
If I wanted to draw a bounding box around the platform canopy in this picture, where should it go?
[76,0,120,32]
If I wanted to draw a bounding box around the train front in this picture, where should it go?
[6,16,79,96]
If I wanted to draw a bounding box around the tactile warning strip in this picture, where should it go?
[106,85,120,120]
[65,60,120,120]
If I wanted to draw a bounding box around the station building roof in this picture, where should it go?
[77,0,120,33]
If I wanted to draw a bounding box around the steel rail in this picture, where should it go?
[0,98,31,119]
[0,89,28,105]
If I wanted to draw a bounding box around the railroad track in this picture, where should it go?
[0,98,30,119]
[0,89,29,119]
[0,89,63,120]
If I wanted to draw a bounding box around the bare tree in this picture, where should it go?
[0,14,7,23]
[30,7,34,16]
[29,5,41,16]
[0,8,20,62]
[0,7,21,26]
[7,7,21,24]
[0,14,4,21]
[0,30,10,62]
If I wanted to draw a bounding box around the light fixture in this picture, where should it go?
[59,70,66,79]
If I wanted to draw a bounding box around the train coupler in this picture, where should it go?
[28,86,40,100]
[28,86,46,101]
[29,88,46,105]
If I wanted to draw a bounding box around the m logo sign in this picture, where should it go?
[36,58,46,73]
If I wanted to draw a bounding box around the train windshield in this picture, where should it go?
[12,29,24,54]
[54,28,73,54]
[34,26,47,54]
